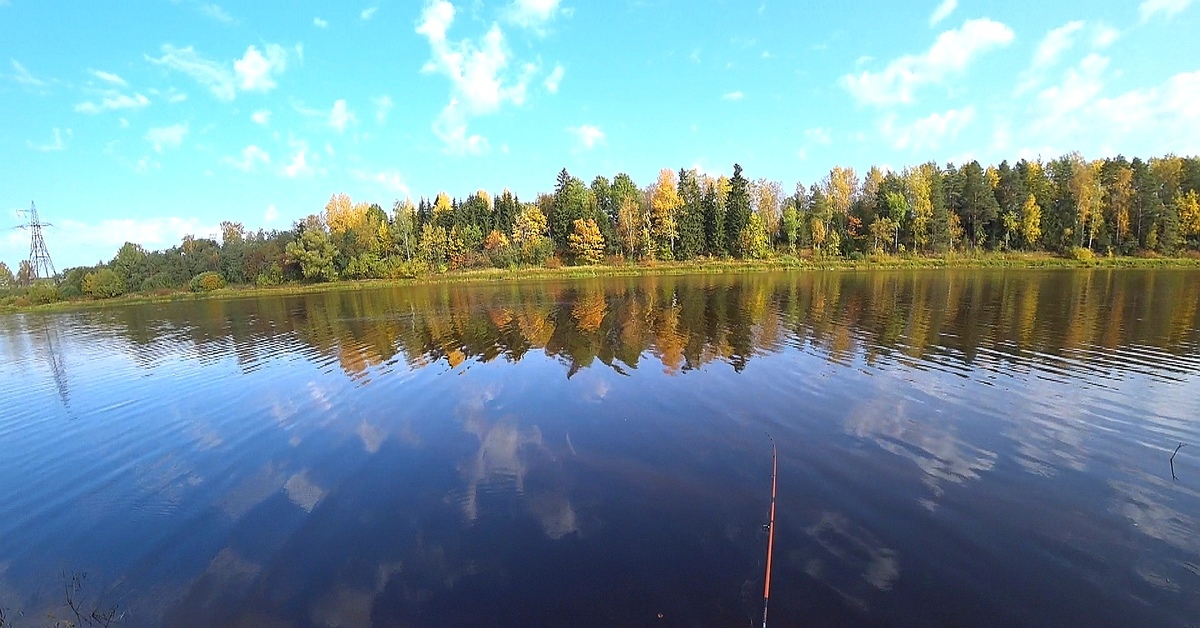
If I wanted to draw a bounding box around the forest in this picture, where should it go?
[1,152,1199,305]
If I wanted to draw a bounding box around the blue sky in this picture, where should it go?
[2,0,1198,269]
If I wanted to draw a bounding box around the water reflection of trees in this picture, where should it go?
[80,269,1200,379]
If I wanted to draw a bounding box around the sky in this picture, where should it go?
[1,0,1198,269]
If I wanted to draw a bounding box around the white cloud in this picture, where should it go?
[1015,20,1085,94]
[145,122,189,153]
[234,44,287,92]
[168,92,187,103]
[264,204,280,223]
[1139,0,1193,22]
[329,99,356,132]
[1093,24,1120,49]
[567,124,605,149]
[544,64,564,93]
[284,141,314,178]
[361,6,378,20]
[147,43,290,100]
[352,168,410,196]
[27,128,71,152]
[929,0,957,26]
[417,1,542,155]
[1031,54,1108,136]
[1029,60,1200,154]
[372,95,394,123]
[89,69,127,87]
[50,217,221,262]
[882,106,975,150]
[75,91,150,113]
[9,59,46,87]
[797,127,832,160]
[841,18,1014,106]
[1032,21,1084,70]
[722,90,745,101]
[199,3,235,23]
[146,44,236,100]
[805,127,832,145]
[135,157,159,173]
[251,109,271,125]
[313,17,328,28]
[505,0,566,32]
[221,144,270,171]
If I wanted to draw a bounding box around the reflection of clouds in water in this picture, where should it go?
[454,382,579,540]
[205,547,262,584]
[308,381,333,411]
[357,420,385,454]
[219,464,286,519]
[1109,479,1200,554]
[459,420,539,522]
[285,471,327,513]
[801,511,900,612]
[574,370,611,403]
[526,492,578,541]
[310,562,402,628]
[844,372,996,501]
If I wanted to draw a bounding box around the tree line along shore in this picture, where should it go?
[2,152,1199,310]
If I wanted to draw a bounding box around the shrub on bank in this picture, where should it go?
[1070,247,1097,263]
[190,271,226,292]
[83,269,126,299]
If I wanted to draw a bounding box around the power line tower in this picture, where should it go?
[17,201,58,284]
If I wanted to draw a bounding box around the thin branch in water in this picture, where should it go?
[1170,443,1186,481]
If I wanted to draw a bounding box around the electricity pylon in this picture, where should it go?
[17,201,58,283]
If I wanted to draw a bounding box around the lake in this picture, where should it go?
[1,269,1199,627]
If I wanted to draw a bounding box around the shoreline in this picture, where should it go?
[5,252,1200,314]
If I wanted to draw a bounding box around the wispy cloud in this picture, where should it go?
[8,59,46,87]
[199,3,235,24]
[221,144,270,172]
[146,43,291,101]
[722,90,745,101]
[372,95,394,123]
[75,91,150,114]
[928,0,957,27]
[251,109,271,125]
[145,123,189,153]
[352,168,410,196]
[842,18,1014,106]
[89,69,127,87]
[146,45,235,100]
[1139,0,1193,22]
[1016,21,1084,94]
[567,124,605,150]
[544,64,564,93]
[313,17,328,28]
[283,139,315,178]
[329,99,356,132]
[361,6,378,20]
[882,107,975,150]
[797,127,832,160]
[505,0,568,33]
[27,128,72,152]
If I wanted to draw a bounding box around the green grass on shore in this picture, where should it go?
[5,252,1200,315]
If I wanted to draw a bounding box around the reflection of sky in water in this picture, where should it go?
[0,270,1198,626]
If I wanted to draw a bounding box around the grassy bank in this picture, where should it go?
[5,252,1200,314]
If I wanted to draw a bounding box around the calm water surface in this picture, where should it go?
[1,269,1199,627]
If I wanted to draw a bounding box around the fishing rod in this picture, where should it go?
[761,435,778,628]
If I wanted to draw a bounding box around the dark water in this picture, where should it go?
[1,269,1199,627]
